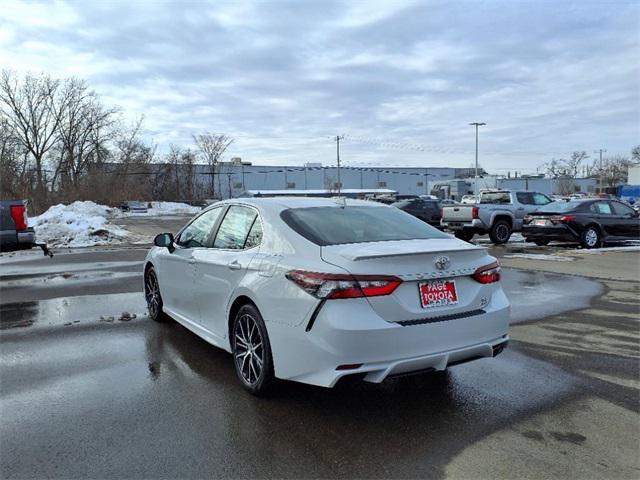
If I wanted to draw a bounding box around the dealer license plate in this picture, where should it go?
[534,219,550,226]
[419,280,459,309]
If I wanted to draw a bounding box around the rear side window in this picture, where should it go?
[516,192,531,204]
[590,202,613,215]
[214,206,258,249]
[244,218,263,249]
[281,206,448,246]
[177,207,224,248]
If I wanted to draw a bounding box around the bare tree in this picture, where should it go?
[53,78,118,192]
[0,70,67,204]
[0,117,28,199]
[591,154,633,190]
[542,151,589,179]
[192,132,233,199]
[632,145,640,163]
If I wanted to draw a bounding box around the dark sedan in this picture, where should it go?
[522,199,640,248]
[392,198,442,228]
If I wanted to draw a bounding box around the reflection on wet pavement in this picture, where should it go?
[0,293,146,330]
[501,269,603,323]
[0,317,581,479]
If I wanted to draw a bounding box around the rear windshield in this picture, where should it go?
[479,192,511,204]
[535,200,584,213]
[391,200,414,208]
[281,206,449,246]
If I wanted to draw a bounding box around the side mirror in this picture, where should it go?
[154,233,175,253]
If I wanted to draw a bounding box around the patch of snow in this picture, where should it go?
[147,202,201,216]
[118,201,201,217]
[29,201,133,248]
[572,246,640,254]
[474,232,531,245]
[503,254,576,262]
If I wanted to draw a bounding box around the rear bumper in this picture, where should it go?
[267,288,510,387]
[17,229,36,248]
[522,224,578,242]
[441,218,486,231]
[0,228,35,252]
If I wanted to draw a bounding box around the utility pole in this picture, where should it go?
[334,135,345,196]
[594,148,607,193]
[469,122,486,195]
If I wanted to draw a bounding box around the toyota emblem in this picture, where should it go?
[434,256,451,271]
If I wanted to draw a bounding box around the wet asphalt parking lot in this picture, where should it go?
[1,218,639,479]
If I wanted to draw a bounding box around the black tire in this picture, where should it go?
[454,231,475,242]
[489,220,512,244]
[580,225,602,249]
[144,266,170,322]
[534,239,550,246]
[231,304,274,395]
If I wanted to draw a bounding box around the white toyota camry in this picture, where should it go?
[144,197,510,394]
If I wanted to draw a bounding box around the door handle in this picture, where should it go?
[228,260,241,270]
[188,258,196,265]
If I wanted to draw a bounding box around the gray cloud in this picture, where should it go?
[0,0,638,172]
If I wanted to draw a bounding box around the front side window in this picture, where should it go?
[281,205,448,246]
[532,193,552,205]
[611,201,635,216]
[213,206,258,249]
[177,207,224,248]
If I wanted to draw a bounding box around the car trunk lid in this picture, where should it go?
[321,239,495,323]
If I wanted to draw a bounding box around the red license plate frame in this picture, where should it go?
[419,280,459,309]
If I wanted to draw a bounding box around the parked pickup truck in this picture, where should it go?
[0,200,52,256]
[440,190,554,244]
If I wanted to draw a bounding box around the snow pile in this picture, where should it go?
[148,202,201,215]
[29,201,131,247]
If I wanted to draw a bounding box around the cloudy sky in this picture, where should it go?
[1,0,638,172]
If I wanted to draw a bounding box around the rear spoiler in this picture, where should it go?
[322,239,483,262]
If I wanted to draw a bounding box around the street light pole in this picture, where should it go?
[594,148,607,193]
[469,122,486,195]
[335,135,345,197]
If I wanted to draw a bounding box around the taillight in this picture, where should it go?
[10,205,27,231]
[286,270,402,299]
[473,261,501,284]
[472,206,479,219]
[550,215,576,224]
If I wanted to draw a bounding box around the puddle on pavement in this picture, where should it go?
[502,269,604,324]
[0,271,138,289]
[0,261,142,278]
[0,292,147,331]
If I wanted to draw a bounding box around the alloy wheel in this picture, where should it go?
[145,270,160,318]
[585,228,598,247]
[496,224,509,242]
[234,313,264,385]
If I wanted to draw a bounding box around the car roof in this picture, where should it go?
[216,196,388,211]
